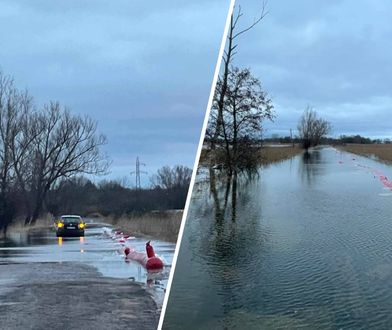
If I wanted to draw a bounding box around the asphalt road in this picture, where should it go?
[0,262,158,330]
[0,223,175,329]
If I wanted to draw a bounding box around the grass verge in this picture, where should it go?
[6,214,54,233]
[259,145,303,165]
[200,144,303,167]
[337,144,392,165]
[101,210,183,243]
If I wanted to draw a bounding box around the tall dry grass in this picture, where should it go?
[338,144,392,165]
[6,213,54,233]
[103,210,183,243]
[0,213,54,239]
[200,145,303,166]
[259,145,303,165]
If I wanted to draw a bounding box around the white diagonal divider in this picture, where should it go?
[157,0,237,329]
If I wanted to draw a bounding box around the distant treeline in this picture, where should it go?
[263,134,391,145]
[47,165,191,218]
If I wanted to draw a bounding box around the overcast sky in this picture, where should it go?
[232,0,392,139]
[0,0,230,185]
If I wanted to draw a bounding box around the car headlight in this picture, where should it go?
[57,222,64,228]
[78,223,85,229]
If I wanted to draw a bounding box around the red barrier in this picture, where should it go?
[124,241,164,271]
[146,241,155,258]
[145,241,164,270]
[340,152,392,191]
[124,246,148,266]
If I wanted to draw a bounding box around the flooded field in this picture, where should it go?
[163,147,392,329]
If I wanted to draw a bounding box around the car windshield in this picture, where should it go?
[61,217,81,224]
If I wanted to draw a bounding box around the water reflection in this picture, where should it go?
[164,147,392,329]
[299,149,324,186]
[0,223,175,303]
[207,166,265,319]
[164,165,269,328]
[209,167,259,224]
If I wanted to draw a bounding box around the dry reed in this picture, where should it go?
[103,210,183,243]
[200,145,303,166]
[337,144,392,165]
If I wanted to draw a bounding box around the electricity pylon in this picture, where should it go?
[130,156,147,189]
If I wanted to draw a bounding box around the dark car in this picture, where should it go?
[56,215,85,237]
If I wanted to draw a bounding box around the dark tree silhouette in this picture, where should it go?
[0,71,109,229]
[298,107,332,150]
[209,66,274,169]
[150,165,192,190]
[210,3,268,150]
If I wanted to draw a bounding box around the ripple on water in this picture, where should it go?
[164,148,392,329]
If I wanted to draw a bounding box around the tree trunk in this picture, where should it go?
[232,103,238,163]
[29,187,46,225]
[212,15,235,150]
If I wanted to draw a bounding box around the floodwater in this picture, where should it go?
[163,147,392,329]
[0,221,175,303]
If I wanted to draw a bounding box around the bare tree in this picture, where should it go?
[224,67,274,163]
[0,71,110,227]
[0,72,19,231]
[22,103,109,223]
[150,165,192,190]
[0,72,37,231]
[8,93,38,223]
[297,107,332,150]
[211,3,268,150]
[0,74,16,192]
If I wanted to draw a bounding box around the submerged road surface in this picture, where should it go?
[0,221,175,330]
[164,147,392,329]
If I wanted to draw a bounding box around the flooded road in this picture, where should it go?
[163,147,392,329]
[0,221,175,329]
[0,221,175,296]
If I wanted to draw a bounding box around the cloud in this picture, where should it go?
[234,0,392,138]
[0,0,230,181]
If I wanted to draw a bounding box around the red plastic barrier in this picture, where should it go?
[124,241,164,271]
[146,257,164,271]
[145,241,164,270]
[146,241,155,258]
[124,247,148,266]
[350,157,392,190]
